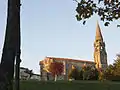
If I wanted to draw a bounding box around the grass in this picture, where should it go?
[19,80,120,90]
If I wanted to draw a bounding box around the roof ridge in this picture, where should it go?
[46,56,94,63]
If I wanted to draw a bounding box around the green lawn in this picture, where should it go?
[19,80,120,90]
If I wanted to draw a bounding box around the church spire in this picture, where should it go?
[95,22,103,41]
[94,21,108,69]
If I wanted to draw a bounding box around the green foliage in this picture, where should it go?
[89,68,99,80]
[79,70,83,80]
[69,65,99,80]
[82,66,99,80]
[105,54,120,81]
[75,0,120,26]
[82,66,91,80]
[98,70,105,81]
[68,67,81,80]
[113,55,120,76]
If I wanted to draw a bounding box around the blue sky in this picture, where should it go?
[0,0,120,74]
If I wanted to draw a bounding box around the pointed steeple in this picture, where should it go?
[95,22,103,41]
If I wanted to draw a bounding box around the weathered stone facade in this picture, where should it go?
[94,22,108,69]
[39,57,94,81]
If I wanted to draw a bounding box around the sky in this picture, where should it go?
[0,0,120,74]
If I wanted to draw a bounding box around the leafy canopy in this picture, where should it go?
[75,0,120,26]
[104,54,120,80]
[48,62,64,76]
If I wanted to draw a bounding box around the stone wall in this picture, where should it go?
[40,57,94,81]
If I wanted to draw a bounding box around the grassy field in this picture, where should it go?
[19,80,120,90]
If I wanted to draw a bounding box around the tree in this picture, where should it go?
[113,54,120,76]
[75,0,120,26]
[68,66,81,80]
[48,62,64,81]
[105,64,114,76]
[98,68,105,81]
[0,0,21,90]
[82,65,99,80]
[104,54,120,81]
[89,68,99,80]
[68,65,99,80]
[82,65,92,80]
[79,70,83,80]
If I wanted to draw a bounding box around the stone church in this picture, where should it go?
[39,22,108,81]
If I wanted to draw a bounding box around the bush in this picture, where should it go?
[68,68,79,80]
[89,69,99,80]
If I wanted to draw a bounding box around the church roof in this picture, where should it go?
[40,56,94,65]
[95,22,103,41]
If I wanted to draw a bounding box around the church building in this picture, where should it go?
[94,22,108,69]
[39,22,108,81]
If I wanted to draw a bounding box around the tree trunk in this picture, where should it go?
[47,73,49,80]
[0,0,21,90]
[15,51,21,90]
[54,75,57,81]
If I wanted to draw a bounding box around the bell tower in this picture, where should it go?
[94,22,108,69]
